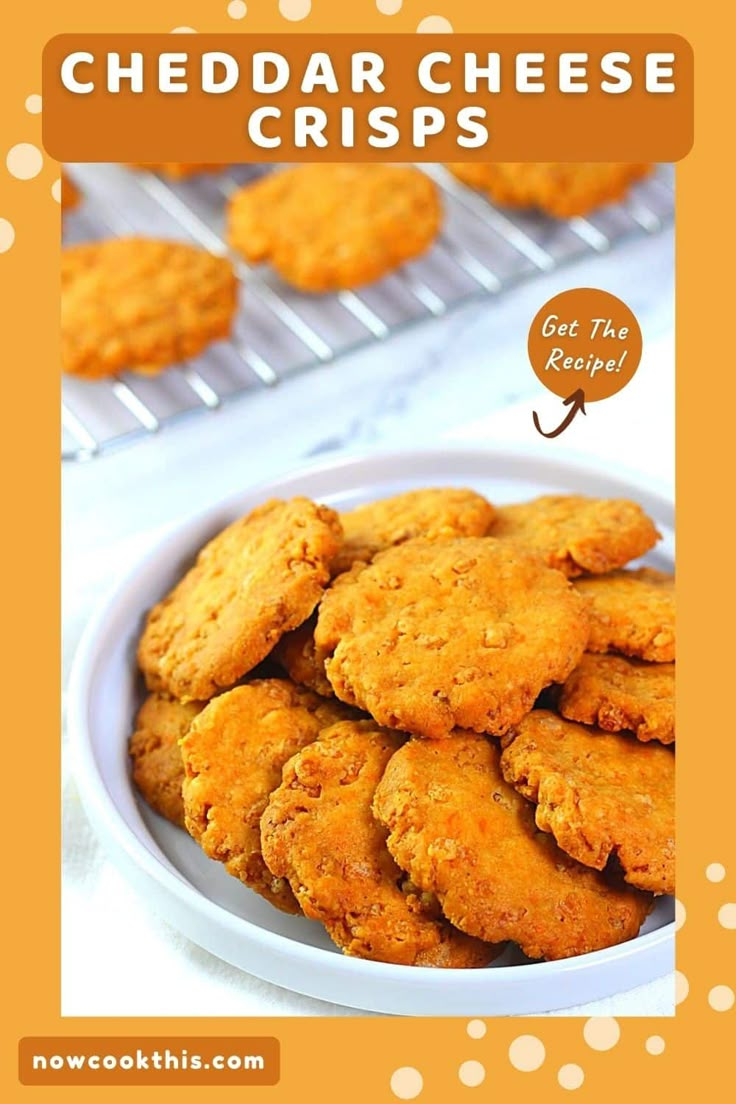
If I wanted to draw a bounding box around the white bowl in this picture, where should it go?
[68,446,675,1016]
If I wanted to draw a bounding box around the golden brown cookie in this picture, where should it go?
[62,237,238,379]
[373,734,650,960]
[491,495,660,577]
[129,693,203,827]
[227,164,442,292]
[61,170,81,212]
[332,487,496,575]
[272,615,334,698]
[501,711,675,895]
[559,653,674,744]
[181,679,353,913]
[138,498,342,702]
[128,163,225,178]
[261,720,496,965]
[315,537,589,739]
[446,163,652,218]
[573,567,675,661]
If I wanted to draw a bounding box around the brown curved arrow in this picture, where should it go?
[533,388,587,439]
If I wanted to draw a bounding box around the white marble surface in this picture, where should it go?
[62,226,675,1018]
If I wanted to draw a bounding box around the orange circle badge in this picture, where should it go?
[528,288,642,402]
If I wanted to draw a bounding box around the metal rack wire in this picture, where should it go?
[62,163,674,461]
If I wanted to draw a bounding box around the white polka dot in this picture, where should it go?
[390,1067,423,1100]
[25,94,42,114]
[0,218,15,253]
[708,985,735,1012]
[675,970,689,1005]
[558,1065,585,1091]
[466,1019,486,1039]
[583,1017,620,1051]
[171,26,196,33]
[227,0,247,17]
[279,0,311,20]
[6,143,43,180]
[707,863,726,882]
[51,177,62,203]
[417,15,453,32]
[377,0,403,12]
[718,903,736,929]
[508,1035,545,1072]
[645,1035,666,1056]
[675,898,686,931]
[458,1061,485,1088]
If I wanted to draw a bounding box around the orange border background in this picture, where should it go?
[2,1,732,1101]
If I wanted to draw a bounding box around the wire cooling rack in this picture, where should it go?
[62,163,674,461]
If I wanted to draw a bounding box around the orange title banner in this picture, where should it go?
[41,33,693,162]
